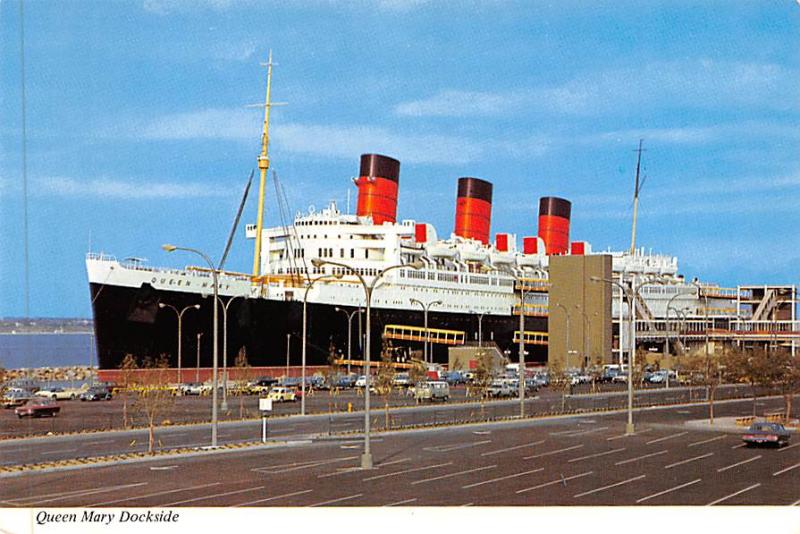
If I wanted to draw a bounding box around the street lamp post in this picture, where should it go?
[335,307,364,373]
[591,274,666,435]
[158,302,200,384]
[409,299,442,364]
[302,274,340,416]
[218,295,243,412]
[471,311,485,347]
[312,258,423,469]
[196,332,203,382]
[163,244,220,448]
[591,276,636,434]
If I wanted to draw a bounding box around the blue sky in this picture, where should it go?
[1,0,799,318]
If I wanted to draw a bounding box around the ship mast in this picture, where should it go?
[629,139,645,255]
[252,51,275,277]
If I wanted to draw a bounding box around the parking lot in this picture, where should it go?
[1,396,797,507]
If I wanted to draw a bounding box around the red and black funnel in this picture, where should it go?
[538,196,571,255]
[454,177,492,244]
[355,154,400,225]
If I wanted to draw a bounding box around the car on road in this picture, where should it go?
[2,389,33,408]
[248,377,278,395]
[414,381,449,402]
[487,380,515,398]
[392,373,412,388]
[267,386,296,402]
[179,382,208,396]
[79,387,113,401]
[14,398,61,418]
[742,422,791,447]
[34,386,84,400]
[355,375,373,388]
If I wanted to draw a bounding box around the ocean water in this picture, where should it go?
[0,333,96,369]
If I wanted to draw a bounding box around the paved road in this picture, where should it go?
[1,396,797,506]
[0,385,766,466]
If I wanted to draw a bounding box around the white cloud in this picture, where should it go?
[35,176,232,200]
[394,59,800,118]
[210,41,258,63]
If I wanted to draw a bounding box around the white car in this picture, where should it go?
[355,375,373,388]
[34,387,84,400]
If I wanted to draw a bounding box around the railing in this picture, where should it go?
[516,278,549,292]
[383,324,466,345]
[512,331,549,345]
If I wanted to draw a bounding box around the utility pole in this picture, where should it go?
[629,139,646,255]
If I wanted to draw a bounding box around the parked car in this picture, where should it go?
[2,389,33,408]
[79,387,113,401]
[179,382,207,396]
[742,422,791,447]
[335,374,357,389]
[392,373,412,388]
[443,371,466,386]
[280,377,302,388]
[248,377,278,395]
[267,386,296,402]
[487,380,515,398]
[524,378,540,393]
[414,381,450,402]
[15,398,61,418]
[34,386,84,400]
[355,375,373,388]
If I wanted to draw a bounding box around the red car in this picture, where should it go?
[742,422,791,447]
[14,398,61,418]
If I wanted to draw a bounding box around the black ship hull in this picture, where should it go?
[90,283,548,370]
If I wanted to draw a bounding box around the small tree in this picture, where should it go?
[233,347,252,419]
[725,347,777,417]
[777,352,800,421]
[133,355,175,454]
[375,342,396,428]
[679,350,724,424]
[118,354,138,429]
[548,357,571,411]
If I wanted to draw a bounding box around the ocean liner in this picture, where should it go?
[87,67,765,377]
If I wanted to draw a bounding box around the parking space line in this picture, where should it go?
[615,450,668,466]
[551,426,609,437]
[516,471,594,494]
[317,468,362,479]
[707,483,761,506]
[772,462,800,476]
[235,489,314,507]
[481,440,546,456]
[607,428,653,441]
[731,443,747,449]
[636,478,702,503]
[363,462,453,482]
[462,468,544,489]
[646,432,688,445]
[254,456,358,474]
[523,444,583,460]
[792,498,800,506]
[308,493,363,507]
[664,452,714,470]
[162,486,266,507]
[87,482,222,507]
[568,448,625,463]
[40,448,78,456]
[3,482,149,506]
[688,435,727,447]
[778,443,800,452]
[574,474,646,498]
[384,498,417,506]
[423,440,491,453]
[412,465,497,485]
[717,456,761,473]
